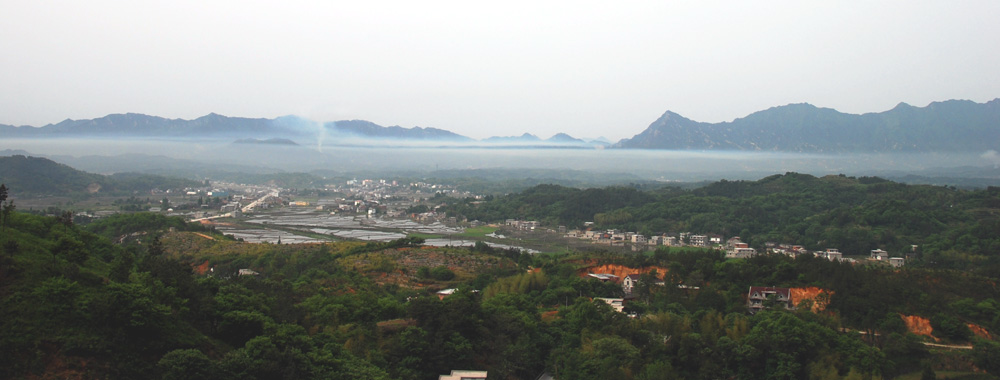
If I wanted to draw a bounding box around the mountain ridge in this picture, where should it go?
[614,98,1000,152]
[2,98,997,151]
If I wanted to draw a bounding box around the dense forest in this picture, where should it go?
[2,176,1000,379]
[443,173,1000,273]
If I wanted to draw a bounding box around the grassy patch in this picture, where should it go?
[535,250,571,258]
[407,232,442,240]
[455,226,499,238]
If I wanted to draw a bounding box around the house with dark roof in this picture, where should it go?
[747,286,793,314]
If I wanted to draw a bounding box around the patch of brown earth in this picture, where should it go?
[969,323,992,340]
[789,287,832,312]
[199,220,236,227]
[193,260,211,275]
[577,264,669,282]
[541,310,560,322]
[192,232,216,240]
[901,314,939,341]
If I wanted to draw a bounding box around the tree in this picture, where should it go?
[0,184,6,230]
[416,266,431,279]
[431,266,455,281]
[737,312,832,380]
[973,338,1000,376]
[930,313,971,341]
[0,184,13,233]
[109,250,135,283]
[921,364,937,380]
[157,349,220,380]
[54,235,88,264]
[147,234,164,256]
[57,210,73,226]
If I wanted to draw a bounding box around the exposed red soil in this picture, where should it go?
[577,264,669,282]
[193,260,211,275]
[901,314,939,341]
[969,323,993,340]
[789,287,832,312]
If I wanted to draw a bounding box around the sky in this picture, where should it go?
[1,1,999,141]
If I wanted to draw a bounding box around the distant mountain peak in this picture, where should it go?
[328,120,472,141]
[616,98,1000,152]
[483,133,542,143]
[0,113,473,142]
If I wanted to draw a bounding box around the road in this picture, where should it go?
[190,189,280,222]
[921,342,973,350]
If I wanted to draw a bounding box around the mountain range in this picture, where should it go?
[0,114,591,146]
[615,99,1000,152]
[2,98,997,152]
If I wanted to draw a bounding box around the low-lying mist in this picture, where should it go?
[2,138,997,184]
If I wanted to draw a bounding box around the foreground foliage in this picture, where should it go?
[2,175,1000,379]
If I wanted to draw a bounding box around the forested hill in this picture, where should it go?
[0,155,199,196]
[443,173,1000,271]
[7,193,1000,378]
[614,98,1000,152]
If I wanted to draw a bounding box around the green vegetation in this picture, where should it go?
[405,232,441,240]
[444,173,1000,272]
[456,225,498,238]
[0,155,200,196]
[3,176,1000,379]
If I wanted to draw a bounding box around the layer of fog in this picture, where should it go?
[2,138,996,182]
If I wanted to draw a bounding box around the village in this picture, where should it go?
[497,218,910,268]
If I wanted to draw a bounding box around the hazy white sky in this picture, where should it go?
[1,1,998,140]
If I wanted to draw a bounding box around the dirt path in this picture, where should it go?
[193,232,216,240]
[921,342,973,349]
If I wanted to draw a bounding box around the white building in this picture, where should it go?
[889,257,905,268]
[439,370,487,380]
[727,247,757,259]
[596,297,625,313]
[871,249,889,260]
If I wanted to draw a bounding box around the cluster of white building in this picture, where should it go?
[562,225,909,268]
[571,229,679,247]
[505,219,540,231]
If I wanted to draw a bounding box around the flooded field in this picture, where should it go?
[424,238,539,254]
[212,208,539,252]
[213,227,326,244]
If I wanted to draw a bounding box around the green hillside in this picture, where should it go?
[443,173,1000,272]
[3,178,1000,379]
[0,155,200,196]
